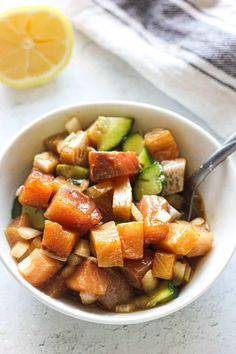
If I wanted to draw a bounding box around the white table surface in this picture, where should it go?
[0,10,235,354]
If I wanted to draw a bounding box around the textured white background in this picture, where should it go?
[0,2,236,353]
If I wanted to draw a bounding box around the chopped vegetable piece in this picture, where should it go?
[115,304,136,313]
[66,259,109,295]
[187,224,213,257]
[117,221,144,259]
[113,177,132,221]
[134,162,165,202]
[146,281,179,308]
[138,196,169,244]
[44,132,67,154]
[11,197,22,218]
[56,164,89,179]
[89,151,139,182]
[44,275,67,298]
[17,227,42,240]
[5,214,31,246]
[33,152,59,174]
[18,248,62,288]
[59,131,89,166]
[191,217,205,226]
[158,222,199,255]
[67,254,82,266]
[122,133,144,154]
[11,240,30,259]
[152,251,176,280]
[173,261,191,286]
[22,205,46,231]
[17,236,42,263]
[166,194,184,210]
[68,179,89,192]
[156,209,172,223]
[88,116,133,151]
[19,169,54,209]
[131,203,143,221]
[65,117,81,133]
[142,269,159,294]
[41,249,67,262]
[87,181,114,221]
[121,250,154,288]
[90,221,123,267]
[74,239,90,258]
[45,185,102,233]
[161,158,186,195]
[61,265,76,278]
[80,292,98,305]
[98,269,134,310]
[168,205,182,221]
[144,128,179,161]
[42,220,78,259]
[138,147,153,168]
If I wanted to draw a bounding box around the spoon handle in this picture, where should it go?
[185,132,236,220]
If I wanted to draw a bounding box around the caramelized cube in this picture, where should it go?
[33,152,59,174]
[89,151,139,182]
[90,221,123,267]
[19,169,54,209]
[66,259,109,295]
[45,185,102,234]
[60,131,89,166]
[117,222,144,259]
[18,248,62,288]
[144,128,179,161]
[152,251,176,279]
[113,177,132,221]
[138,195,169,244]
[42,220,78,259]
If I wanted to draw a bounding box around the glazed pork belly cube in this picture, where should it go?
[66,259,109,296]
[90,221,123,267]
[144,128,179,161]
[19,169,54,209]
[41,220,78,259]
[18,248,62,288]
[89,151,139,182]
[45,185,102,234]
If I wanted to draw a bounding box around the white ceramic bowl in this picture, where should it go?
[1,101,236,325]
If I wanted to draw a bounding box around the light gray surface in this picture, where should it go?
[0,30,235,354]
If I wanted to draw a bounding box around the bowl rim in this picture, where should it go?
[1,100,236,325]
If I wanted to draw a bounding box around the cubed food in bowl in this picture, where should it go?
[4,114,214,314]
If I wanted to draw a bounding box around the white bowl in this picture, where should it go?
[1,101,236,325]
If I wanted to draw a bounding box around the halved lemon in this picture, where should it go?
[0,6,73,89]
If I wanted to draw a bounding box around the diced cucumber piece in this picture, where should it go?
[11,197,22,219]
[134,162,165,201]
[56,164,89,179]
[22,205,45,231]
[122,133,144,154]
[138,147,153,168]
[146,281,179,308]
[89,116,134,151]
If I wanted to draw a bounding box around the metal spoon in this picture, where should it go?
[184,131,236,221]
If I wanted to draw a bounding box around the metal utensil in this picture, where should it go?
[184,132,236,221]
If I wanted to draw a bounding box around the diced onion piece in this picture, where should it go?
[131,203,143,221]
[41,249,67,262]
[116,304,136,313]
[16,185,24,197]
[156,209,171,223]
[17,227,42,240]
[11,241,30,259]
[79,180,90,192]
[65,117,81,133]
[191,217,205,226]
[67,253,83,266]
[33,152,59,174]
[184,263,192,282]
[61,265,76,278]
[142,269,159,294]
[168,205,182,221]
[87,256,98,265]
[173,261,186,285]
[80,291,98,305]
[74,239,90,258]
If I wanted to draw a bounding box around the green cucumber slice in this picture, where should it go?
[22,205,45,230]
[146,281,179,308]
[138,147,153,168]
[122,133,144,154]
[89,116,134,151]
[134,162,165,201]
[11,197,22,219]
[56,164,89,179]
